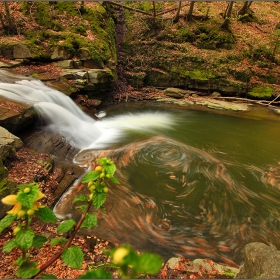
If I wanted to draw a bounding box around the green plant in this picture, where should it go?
[223,270,236,278]
[0,157,163,278]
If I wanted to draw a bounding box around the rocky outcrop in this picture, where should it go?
[59,68,115,96]
[0,97,37,133]
[0,127,23,160]
[235,242,280,279]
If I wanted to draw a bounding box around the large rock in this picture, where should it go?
[53,60,74,69]
[164,88,190,99]
[0,127,23,159]
[235,242,280,279]
[0,97,37,133]
[13,44,31,59]
[51,46,73,61]
[87,69,113,84]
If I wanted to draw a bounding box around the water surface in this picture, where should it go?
[56,101,280,266]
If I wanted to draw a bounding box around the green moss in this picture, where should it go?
[74,23,88,36]
[188,69,218,80]
[18,2,116,63]
[195,23,234,50]
[248,85,274,99]
[81,6,117,62]
[23,40,50,60]
[0,179,16,196]
[54,2,79,16]
[223,270,235,278]
[34,2,52,27]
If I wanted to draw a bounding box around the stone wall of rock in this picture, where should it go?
[0,42,117,98]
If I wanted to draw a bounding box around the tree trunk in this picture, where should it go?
[152,1,156,18]
[0,11,6,31]
[238,1,253,16]
[3,2,15,34]
[79,1,86,14]
[221,1,234,31]
[173,1,182,23]
[186,1,195,22]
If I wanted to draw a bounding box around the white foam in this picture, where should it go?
[0,78,175,150]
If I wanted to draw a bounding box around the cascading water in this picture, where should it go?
[0,75,176,150]
[1,70,280,267]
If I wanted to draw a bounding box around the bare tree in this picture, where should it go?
[0,2,16,34]
[173,1,182,23]
[152,1,156,18]
[221,1,234,31]
[238,1,253,16]
[185,1,195,22]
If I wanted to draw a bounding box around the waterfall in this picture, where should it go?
[0,76,175,150]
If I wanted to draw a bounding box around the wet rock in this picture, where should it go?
[20,128,85,205]
[235,242,280,279]
[45,77,76,96]
[0,99,37,133]
[196,99,248,111]
[51,160,85,206]
[164,88,189,99]
[156,96,248,111]
[23,128,79,162]
[0,60,22,68]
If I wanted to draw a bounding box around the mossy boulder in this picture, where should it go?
[247,85,274,100]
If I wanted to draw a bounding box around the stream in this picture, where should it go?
[1,74,280,266]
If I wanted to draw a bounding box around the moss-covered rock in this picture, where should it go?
[247,85,274,100]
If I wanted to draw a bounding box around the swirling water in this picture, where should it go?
[56,102,280,266]
[1,71,280,266]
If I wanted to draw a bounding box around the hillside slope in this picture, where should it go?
[0,2,279,101]
[121,2,280,99]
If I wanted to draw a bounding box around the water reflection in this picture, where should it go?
[54,135,280,266]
